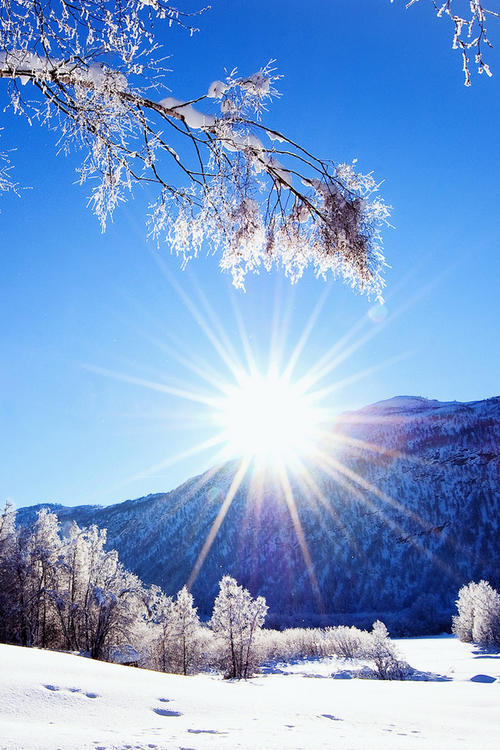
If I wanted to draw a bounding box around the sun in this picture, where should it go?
[214,370,323,467]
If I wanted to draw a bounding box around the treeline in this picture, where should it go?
[7,505,492,679]
[0,505,269,677]
[0,506,150,659]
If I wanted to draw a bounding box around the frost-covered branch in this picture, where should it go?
[0,148,14,193]
[0,128,15,193]
[394,1,498,84]
[0,1,390,296]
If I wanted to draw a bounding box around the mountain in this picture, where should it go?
[17,395,500,627]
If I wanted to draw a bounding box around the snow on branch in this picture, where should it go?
[0,1,390,297]
[394,0,498,84]
[0,126,16,195]
[0,149,14,194]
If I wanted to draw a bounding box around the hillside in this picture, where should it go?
[18,395,500,623]
[1,638,499,749]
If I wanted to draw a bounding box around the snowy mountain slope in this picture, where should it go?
[1,638,499,750]
[18,395,500,622]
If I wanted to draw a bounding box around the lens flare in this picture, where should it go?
[367,302,388,324]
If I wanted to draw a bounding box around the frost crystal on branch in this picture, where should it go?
[0,1,390,297]
[0,149,13,193]
[394,1,498,84]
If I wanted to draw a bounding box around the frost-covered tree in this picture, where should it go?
[0,502,18,642]
[55,522,133,658]
[210,575,268,679]
[0,511,153,658]
[157,585,202,675]
[361,620,409,680]
[0,0,390,296]
[12,509,62,648]
[52,521,93,652]
[57,524,150,659]
[393,1,499,85]
[453,580,500,647]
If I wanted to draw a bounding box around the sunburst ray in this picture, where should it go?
[83,363,217,406]
[314,451,457,582]
[316,449,428,531]
[291,459,362,557]
[187,457,251,589]
[277,464,323,611]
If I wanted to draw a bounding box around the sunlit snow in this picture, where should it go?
[1,636,498,749]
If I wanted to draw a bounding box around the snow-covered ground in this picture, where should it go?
[1,636,499,749]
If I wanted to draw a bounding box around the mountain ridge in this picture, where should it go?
[17,394,500,625]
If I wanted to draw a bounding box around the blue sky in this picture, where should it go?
[1,0,499,508]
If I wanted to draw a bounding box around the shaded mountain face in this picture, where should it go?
[18,396,500,624]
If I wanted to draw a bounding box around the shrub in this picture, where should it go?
[324,625,364,659]
[453,580,500,648]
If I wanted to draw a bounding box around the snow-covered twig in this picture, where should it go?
[394,0,497,84]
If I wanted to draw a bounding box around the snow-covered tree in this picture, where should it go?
[453,583,475,643]
[48,522,111,653]
[0,0,390,296]
[0,501,18,642]
[12,509,63,648]
[157,585,202,674]
[1,513,153,658]
[453,580,500,647]
[393,1,499,85]
[361,620,408,680]
[52,521,92,652]
[57,524,149,660]
[210,575,267,679]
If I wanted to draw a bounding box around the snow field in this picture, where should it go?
[0,636,499,750]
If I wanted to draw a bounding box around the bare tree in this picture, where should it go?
[394,1,499,85]
[0,0,390,296]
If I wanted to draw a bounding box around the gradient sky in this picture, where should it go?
[1,0,500,509]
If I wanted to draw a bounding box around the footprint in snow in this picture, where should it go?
[187,729,227,735]
[158,697,170,702]
[44,684,99,699]
[321,714,342,721]
[153,707,182,717]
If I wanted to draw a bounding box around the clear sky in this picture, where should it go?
[1,0,499,509]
